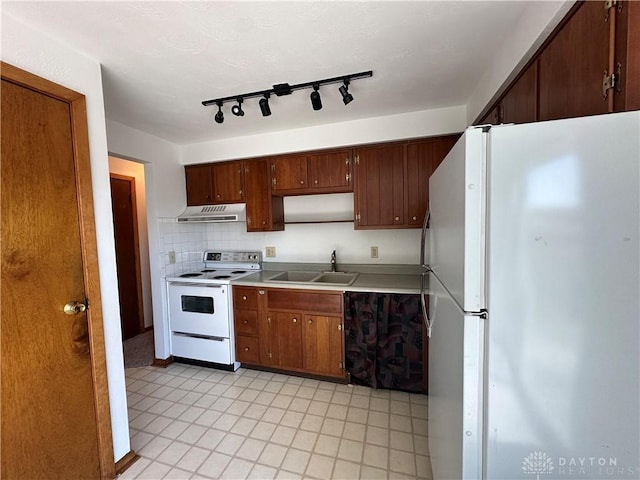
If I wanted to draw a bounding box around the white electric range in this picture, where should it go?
[165,250,261,370]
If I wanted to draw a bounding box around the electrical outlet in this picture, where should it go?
[370,246,379,259]
[168,251,176,264]
[265,246,276,258]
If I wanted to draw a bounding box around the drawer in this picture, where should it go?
[236,335,260,364]
[234,308,258,335]
[267,289,342,315]
[171,333,232,364]
[233,286,260,309]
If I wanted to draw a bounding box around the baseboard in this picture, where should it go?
[115,450,139,475]
[152,356,174,368]
[143,325,154,333]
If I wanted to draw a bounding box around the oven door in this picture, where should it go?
[167,282,231,338]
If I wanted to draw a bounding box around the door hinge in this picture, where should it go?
[356,213,361,223]
[239,189,243,197]
[354,154,360,165]
[267,317,271,324]
[337,324,342,331]
[338,362,343,370]
[272,178,276,187]
[269,352,273,359]
[247,217,252,225]
[604,0,621,21]
[345,156,351,165]
[345,173,351,182]
[271,163,275,173]
[602,63,622,99]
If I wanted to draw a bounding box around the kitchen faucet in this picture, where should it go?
[331,250,337,272]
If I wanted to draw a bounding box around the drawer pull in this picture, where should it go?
[244,347,250,351]
[308,319,313,324]
[243,320,248,324]
[292,318,297,323]
[242,295,247,300]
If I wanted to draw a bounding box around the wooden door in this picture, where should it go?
[267,312,303,369]
[271,155,308,192]
[185,164,214,205]
[308,150,352,191]
[406,136,458,228]
[110,175,142,340]
[614,0,640,112]
[212,161,243,203]
[1,64,113,479]
[245,159,284,232]
[354,144,405,228]
[501,60,538,124]
[303,315,343,376]
[538,1,610,120]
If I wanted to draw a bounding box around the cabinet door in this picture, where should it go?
[614,0,640,112]
[271,155,307,192]
[538,1,610,120]
[406,136,458,227]
[303,315,344,376]
[354,143,405,228]
[212,161,244,203]
[244,159,284,232]
[307,150,352,192]
[185,164,213,205]
[479,104,501,125]
[236,335,260,363]
[501,60,538,124]
[267,311,304,369]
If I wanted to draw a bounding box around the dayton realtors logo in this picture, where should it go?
[522,451,555,480]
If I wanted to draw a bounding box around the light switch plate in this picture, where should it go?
[265,246,276,258]
[168,251,176,264]
[370,246,379,258]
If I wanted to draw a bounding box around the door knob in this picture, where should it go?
[64,301,86,315]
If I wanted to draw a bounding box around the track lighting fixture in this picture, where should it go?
[202,70,372,124]
[231,98,245,116]
[259,94,271,117]
[214,102,224,124]
[310,84,322,111]
[339,80,353,105]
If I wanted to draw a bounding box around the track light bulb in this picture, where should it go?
[259,95,271,117]
[214,103,224,124]
[231,98,245,117]
[339,80,353,105]
[310,85,322,111]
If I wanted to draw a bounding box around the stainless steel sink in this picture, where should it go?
[313,272,359,285]
[265,271,320,283]
[264,270,359,286]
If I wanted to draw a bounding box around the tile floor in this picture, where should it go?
[120,363,432,479]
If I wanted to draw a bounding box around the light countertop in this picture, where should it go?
[232,263,423,295]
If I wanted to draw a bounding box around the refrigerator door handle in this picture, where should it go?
[420,271,434,337]
[420,209,430,267]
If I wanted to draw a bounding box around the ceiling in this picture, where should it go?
[3,1,533,145]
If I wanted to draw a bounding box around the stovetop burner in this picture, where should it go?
[201,269,216,273]
[180,273,203,278]
[167,250,261,284]
[213,275,232,280]
[232,270,247,274]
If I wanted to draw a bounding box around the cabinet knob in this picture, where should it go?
[258,290,265,295]
[314,179,318,184]
[262,220,267,225]
[243,320,248,324]
[412,216,417,221]
[292,318,297,323]
[300,180,304,185]
[242,295,247,300]
[216,194,221,198]
[395,216,400,221]
[244,347,249,351]
[308,319,313,324]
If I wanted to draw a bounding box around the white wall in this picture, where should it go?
[108,157,153,329]
[466,1,574,124]
[182,105,466,163]
[1,12,130,462]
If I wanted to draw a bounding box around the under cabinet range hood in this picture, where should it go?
[177,204,246,223]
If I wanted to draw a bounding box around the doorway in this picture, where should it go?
[110,174,144,340]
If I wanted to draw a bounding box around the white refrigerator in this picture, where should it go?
[421,111,640,479]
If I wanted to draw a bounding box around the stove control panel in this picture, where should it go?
[204,251,262,263]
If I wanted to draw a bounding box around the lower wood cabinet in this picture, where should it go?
[232,286,346,379]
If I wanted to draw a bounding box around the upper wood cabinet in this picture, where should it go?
[538,1,610,121]
[244,159,284,232]
[406,135,459,227]
[476,1,638,125]
[185,160,244,205]
[271,149,352,195]
[353,143,405,229]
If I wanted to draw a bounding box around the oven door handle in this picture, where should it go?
[168,282,223,288]
[173,332,226,341]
